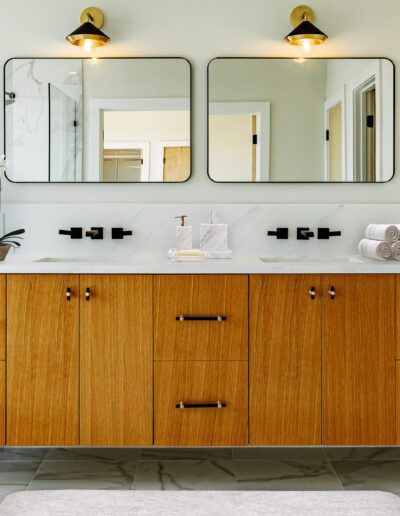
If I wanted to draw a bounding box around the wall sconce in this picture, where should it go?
[66,7,110,52]
[284,5,327,53]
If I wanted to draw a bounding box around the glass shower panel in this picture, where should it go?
[49,84,77,181]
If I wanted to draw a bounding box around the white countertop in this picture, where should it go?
[0,254,400,274]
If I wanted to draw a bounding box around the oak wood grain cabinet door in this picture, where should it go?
[0,362,4,446]
[154,275,248,360]
[155,361,248,446]
[396,275,400,359]
[0,275,6,446]
[322,274,395,445]
[7,274,79,446]
[0,275,6,362]
[397,362,400,445]
[80,275,153,446]
[250,274,321,445]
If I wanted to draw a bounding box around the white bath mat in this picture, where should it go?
[0,490,399,516]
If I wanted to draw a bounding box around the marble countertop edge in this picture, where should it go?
[0,254,399,274]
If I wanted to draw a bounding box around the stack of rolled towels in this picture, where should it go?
[359,224,400,261]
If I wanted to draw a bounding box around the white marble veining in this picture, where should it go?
[2,447,400,505]
[200,223,229,251]
[176,225,192,250]
[5,59,82,182]
[3,202,400,273]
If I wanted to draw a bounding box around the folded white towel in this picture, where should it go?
[365,224,400,243]
[392,241,400,260]
[358,239,392,261]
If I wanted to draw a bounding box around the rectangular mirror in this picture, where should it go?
[5,57,191,182]
[208,58,394,183]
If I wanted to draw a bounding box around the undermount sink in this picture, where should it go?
[259,256,365,264]
[34,257,144,264]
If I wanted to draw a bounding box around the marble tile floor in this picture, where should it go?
[0,447,399,501]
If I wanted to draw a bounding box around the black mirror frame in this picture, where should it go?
[207,56,395,184]
[3,56,192,184]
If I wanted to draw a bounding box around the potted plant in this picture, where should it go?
[0,229,25,261]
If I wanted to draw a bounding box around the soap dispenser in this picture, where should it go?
[175,215,192,250]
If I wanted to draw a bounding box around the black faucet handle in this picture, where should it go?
[318,228,342,240]
[297,227,315,240]
[85,227,103,240]
[59,227,82,239]
[112,228,133,240]
[267,228,288,240]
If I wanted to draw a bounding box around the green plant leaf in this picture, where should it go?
[1,229,25,240]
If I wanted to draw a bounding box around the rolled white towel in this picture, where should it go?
[365,224,400,243]
[358,239,392,261]
[392,241,400,260]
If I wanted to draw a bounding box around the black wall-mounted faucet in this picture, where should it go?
[112,228,133,240]
[59,227,82,239]
[267,228,288,240]
[297,227,314,240]
[318,228,342,240]
[85,227,104,240]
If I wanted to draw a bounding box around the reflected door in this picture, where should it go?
[326,102,343,181]
[354,76,377,182]
[163,146,190,182]
[103,148,143,182]
[365,87,376,182]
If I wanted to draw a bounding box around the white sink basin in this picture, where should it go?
[259,256,365,264]
[34,257,144,264]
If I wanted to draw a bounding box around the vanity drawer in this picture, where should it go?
[154,275,248,360]
[154,361,248,446]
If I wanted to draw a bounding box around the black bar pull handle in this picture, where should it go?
[309,287,316,300]
[66,288,71,301]
[329,286,336,300]
[176,315,226,322]
[176,401,227,409]
[85,287,91,301]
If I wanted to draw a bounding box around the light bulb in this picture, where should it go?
[301,39,313,53]
[82,39,94,52]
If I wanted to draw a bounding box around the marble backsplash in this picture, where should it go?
[3,203,400,258]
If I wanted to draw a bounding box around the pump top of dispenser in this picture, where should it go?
[175,215,188,227]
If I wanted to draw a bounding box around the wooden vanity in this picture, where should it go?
[1,273,398,447]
